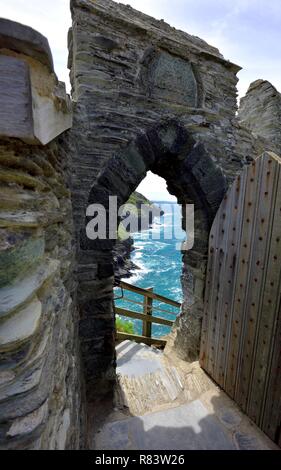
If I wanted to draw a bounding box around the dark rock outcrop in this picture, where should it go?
[113,191,163,280]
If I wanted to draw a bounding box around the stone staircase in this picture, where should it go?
[92,341,278,450]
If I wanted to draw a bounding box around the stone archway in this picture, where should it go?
[69,0,263,399]
[78,118,227,396]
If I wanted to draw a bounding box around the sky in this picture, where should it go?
[1,0,280,201]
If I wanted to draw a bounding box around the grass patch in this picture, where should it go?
[116,315,135,334]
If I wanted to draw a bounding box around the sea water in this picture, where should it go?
[115,202,185,338]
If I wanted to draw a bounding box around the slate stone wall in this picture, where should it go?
[69,0,262,393]
[0,20,84,450]
[238,79,281,155]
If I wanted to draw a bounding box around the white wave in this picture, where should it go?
[152,242,167,248]
[133,251,143,261]
[127,260,151,284]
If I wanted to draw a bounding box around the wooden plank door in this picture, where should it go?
[200,152,281,445]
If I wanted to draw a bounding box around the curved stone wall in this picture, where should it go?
[0,20,84,450]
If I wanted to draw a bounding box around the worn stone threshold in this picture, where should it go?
[90,340,278,451]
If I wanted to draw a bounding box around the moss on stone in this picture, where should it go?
[0,235,45,287]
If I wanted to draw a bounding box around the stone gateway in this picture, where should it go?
[68,0,262,393]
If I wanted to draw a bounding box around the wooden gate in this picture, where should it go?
[200,152,281,445]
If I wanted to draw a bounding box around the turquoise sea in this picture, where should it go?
[115,202,185,338]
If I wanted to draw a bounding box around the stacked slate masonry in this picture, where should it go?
[68,0,263,394]
[238,79,281,156]
[0,20,85,449]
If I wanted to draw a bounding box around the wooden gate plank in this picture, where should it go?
[225,160,262,399]
[248,158,281,427]
[261,298,281,441]
[201,193,229,376]
[199,214,218,368]
[211,189,235,385]
[235,154,278,411]
[215,173,247,387]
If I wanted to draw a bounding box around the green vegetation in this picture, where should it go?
[115,315,135,334]
[118,191,156,240]
[126,191,153,208]
[120,191,154,219]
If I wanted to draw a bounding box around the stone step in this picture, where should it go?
[95,398,276,451]
[116,340,185,415]
[95,399,239,450]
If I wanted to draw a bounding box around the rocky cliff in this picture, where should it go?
[113,191,163,280]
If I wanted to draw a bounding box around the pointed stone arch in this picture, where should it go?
[78,118,228,395]
[82,119,227,249]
